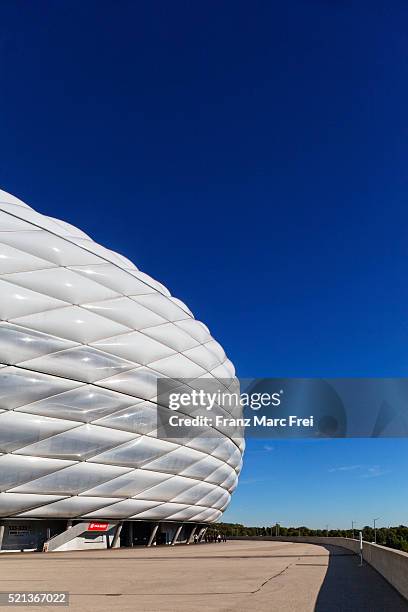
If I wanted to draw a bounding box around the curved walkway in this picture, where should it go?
[0,540,407,611]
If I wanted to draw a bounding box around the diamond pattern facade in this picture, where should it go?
[0,189,243,523]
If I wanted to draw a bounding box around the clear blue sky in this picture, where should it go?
[1,1,407,529]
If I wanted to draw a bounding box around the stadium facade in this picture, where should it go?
[0,189,243,551]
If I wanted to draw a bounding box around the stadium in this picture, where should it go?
[0,188,243,552]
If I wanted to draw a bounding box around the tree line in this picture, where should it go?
[215,522,408,553]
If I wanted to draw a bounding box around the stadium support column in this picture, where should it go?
[147,523,159,547]
[187,525,197,544]
[171,524,183,546]
[201,527,208,542]
[111,522,123,548]
[197,526,207,542]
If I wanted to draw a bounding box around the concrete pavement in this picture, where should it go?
[0,540,406,611]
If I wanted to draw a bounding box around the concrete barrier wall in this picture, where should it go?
[230,536,408,600]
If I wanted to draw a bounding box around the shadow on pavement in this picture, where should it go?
[314,545,408,611]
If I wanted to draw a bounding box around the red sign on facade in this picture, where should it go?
[88,522,109,531]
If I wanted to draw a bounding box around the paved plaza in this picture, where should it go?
[0,540,406,611]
